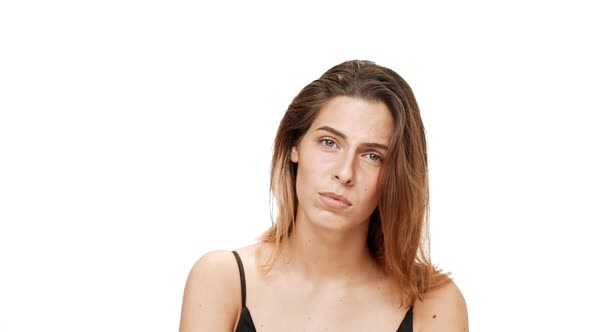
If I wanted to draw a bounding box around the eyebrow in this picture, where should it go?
[315,125,389,151]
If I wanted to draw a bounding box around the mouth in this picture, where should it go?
[318,192,352,208]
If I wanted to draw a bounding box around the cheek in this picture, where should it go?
[361,175,380,199]
[300,153,330,179]
[294,158,319,194]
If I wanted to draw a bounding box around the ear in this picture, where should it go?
[290,144,299,163]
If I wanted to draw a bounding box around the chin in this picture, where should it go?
[308,209,366,233]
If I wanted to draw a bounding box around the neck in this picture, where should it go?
[280,212,378,284]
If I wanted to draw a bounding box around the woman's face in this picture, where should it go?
[290,96,393,232]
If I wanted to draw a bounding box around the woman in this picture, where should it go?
[179,60,468,331]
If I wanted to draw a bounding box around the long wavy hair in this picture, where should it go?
[259,60,450,305]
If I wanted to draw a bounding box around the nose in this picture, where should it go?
[333,153,354,185]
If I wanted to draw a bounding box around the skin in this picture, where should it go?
[179,96,469,332]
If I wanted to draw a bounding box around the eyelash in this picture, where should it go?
[318,138,384,163]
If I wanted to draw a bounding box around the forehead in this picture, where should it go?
[311,96,393,143]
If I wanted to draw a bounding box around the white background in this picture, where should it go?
[1,1,589,331]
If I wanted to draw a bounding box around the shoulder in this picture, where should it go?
[413,279,469,332]
[186,250,242,288]
[179,250,242,332]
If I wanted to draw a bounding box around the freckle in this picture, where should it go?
[432,314,437,319]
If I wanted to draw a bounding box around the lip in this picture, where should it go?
[318,192,352,209]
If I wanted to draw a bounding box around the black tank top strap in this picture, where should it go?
[231,251,247,307]
[396,305,413,331]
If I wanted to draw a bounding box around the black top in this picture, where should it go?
[231,251,413,332]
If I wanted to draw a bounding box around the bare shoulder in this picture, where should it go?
[413,279,469,332]
[179,250,242,332]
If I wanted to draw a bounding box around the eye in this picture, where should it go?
[366,153,384,163]
[319,138,338,149]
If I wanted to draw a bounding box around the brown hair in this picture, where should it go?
[259,60,450,305]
